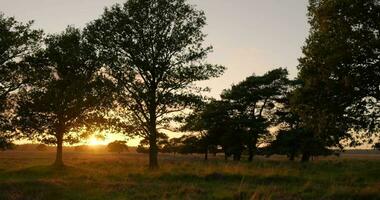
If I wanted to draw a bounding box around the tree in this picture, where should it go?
[183,100,243,161]
[293,0,380,152]
[374,143,380,151]
[136,132,169,154]
[16,27,112,167]
[0,13,42,150]
[107,140,128,154]
[36,144,48,151]
[161,137,182,155]
[0,137,14,151]
[84,0,224,169]
[221,68,290,161]
[264,78,336,162]
[177,135,203,155]
[265,129,333,162]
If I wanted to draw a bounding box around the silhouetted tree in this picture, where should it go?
[84,0,224,169]
[182,104,218,160]
[136,132,170,154]
[183,100,244,161]
[107,140,128,154]
[0,13,42,150]
[0,137,14,151]
[265,129,333,162]
[293,0,380,152]
[161,137,182,155]
[264,78,335,162]
[222,68,290,161]
[36,144,48,151]
[16,27,112,167]
[374,143,380,151]
[177,135,203,155]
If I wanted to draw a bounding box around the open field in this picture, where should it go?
[1,150,380,200]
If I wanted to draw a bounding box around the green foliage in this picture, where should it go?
[84,0,224,168]
[107,140,128,153]
[265,79,335,161]
[294,0,380,149]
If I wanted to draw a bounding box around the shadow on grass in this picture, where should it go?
[0,180,68,200]
[0,165,83,181]
[0,165,85,200]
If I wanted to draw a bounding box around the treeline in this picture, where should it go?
[1,0,379,169]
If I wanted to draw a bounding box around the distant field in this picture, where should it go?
[1,150,380,200]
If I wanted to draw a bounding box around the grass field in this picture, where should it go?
[1,150,380,200]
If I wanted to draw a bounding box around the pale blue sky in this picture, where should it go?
[0,0,309,98]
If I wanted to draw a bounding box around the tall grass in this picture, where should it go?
[0,151,379,199]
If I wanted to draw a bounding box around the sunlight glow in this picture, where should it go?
[87,136,107,146]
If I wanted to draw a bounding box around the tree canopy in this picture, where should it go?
[293,0,380,150]
[107,140,128,154]
[16,27,113,166]
[0,13,42,150]
[84,0,224,169]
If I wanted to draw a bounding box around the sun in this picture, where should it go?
[87,136,106,146]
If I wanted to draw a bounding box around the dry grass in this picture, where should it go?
[0,150,380,199]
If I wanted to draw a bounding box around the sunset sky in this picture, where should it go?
[0,0,310,146]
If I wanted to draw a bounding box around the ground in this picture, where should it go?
[0,150,380,200]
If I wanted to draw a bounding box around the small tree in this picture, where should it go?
[221,68,290,161]
[85,0,224,169]
[183,100,244,161]
[16,27,112,167]
[36,144,48,151]
[0,137,14,151]
[107,140,128,154]
[161,137,182,155]
[177,135,202,155]
[374,143,380,151]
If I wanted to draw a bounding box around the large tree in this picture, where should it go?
[293,0,380,150]
[84,0,224,169]
[16,27,112,167]
[0,13,42,150]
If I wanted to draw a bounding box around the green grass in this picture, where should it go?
[0,151,380,199]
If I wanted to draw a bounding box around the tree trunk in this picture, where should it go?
[248,144,254,162]
[233,152,241,161]
[204,145,208,161]
[54,132,64,167]
[248,137,257,162]
[224,150,228,161]
[289,154,295,161]
[148,135,159,169]
[148,118,159,169]
[147,89,159,170]
[301,152,310,162]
